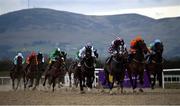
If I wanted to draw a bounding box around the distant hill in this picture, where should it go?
[0,8,179,59]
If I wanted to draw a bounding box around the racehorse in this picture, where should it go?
[43,56,65,91]
[10,58,25,90]
[146,42,164,89]
[57,51,68,88]
[104,51,127,94]
[32,57,45,90]
[24,56,38,89]
[68,61,80,88]
[80,47,96,93]
[126,40,149,92]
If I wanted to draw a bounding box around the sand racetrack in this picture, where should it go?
[0,85,180,105]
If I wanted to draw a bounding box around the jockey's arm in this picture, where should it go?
[13,56,17,65]
[91,46,96,57]
[78,47,86,58]
[22,56,25,64]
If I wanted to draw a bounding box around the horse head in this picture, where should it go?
[152,42,164,63]
[61,51,67,61]
[85,46,92,59]
[82,47,95,69]
[154,42,163,55]
[113,51,125,63]
[134,40,149,62]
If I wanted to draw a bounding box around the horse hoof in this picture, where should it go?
[121,90,124,94]
[28,85,32,88]
[133,89,137,93]
[100,89,104,93]
[80,91,85,94]
[32,87,36,91]
[109,90,115,95]
[139,88,143,92]
[151,86,155,90]
[87,88,91,92]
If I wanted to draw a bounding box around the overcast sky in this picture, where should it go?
[0,0,180,19]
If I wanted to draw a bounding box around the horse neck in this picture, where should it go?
[134,49,145,62]
[83,56,94,67]
[112,53,123,63]
[153,52,163,63]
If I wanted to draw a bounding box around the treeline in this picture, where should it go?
[0,58,179,72]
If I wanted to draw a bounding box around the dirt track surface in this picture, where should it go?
[0,86,180,105]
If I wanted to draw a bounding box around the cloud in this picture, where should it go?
[0,0,26,14]
[0,0,180,19]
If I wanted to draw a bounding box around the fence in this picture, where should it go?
[162,69,180,88]
[1,68,180,88]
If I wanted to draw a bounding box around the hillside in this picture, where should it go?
[0,8,179,59]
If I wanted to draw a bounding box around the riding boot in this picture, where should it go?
[106,56,113,64]
[148,55,152,63]
[128,54,133,62]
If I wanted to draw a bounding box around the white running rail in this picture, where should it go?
[162,68,180,88]
[1,68,180,89]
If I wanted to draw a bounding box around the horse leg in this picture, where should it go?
[157,69,163,87]
[32,78,38,90]
[15,78,21,90]
[152,73,156,89]
[79,74,84,93]
[109,80,114,95]
[146,70,152,89]
[12,79,15,90]
[139,72,144,92]
[128,72,134,90]
[52,78,56,92]
[28,76,33,88]
[133,74,138,91]
[108,73,114,95]
[86,75,92,91]
[23,74,26,90]
[43,74,48,86]
[69,72,72,88]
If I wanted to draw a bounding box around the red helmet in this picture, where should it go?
[31,51,36,56]
[135,35,143,42]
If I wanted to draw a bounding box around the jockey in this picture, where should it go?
[12,52,25,71]
[107,37,128,64]
[128,36,144,62]
[148,39,163,63]
[48,48,62,70]
[49,48,62,62]
[25,51,38,71]
[37,52,44,64]
[78,42,98,66]
[13,52,25,65]
[149,39,163,54]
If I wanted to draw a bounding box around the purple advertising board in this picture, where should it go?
[97,69,151,88]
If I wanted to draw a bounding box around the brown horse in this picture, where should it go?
[43,56,65,91]
[68,61,80,88]
[146,42,164,89]
[10,58,25,90]
[126,40,149,92]
[104,52,127,94]
[57,52,68,88]
[32,56,45,90]
[24,56,38,89]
